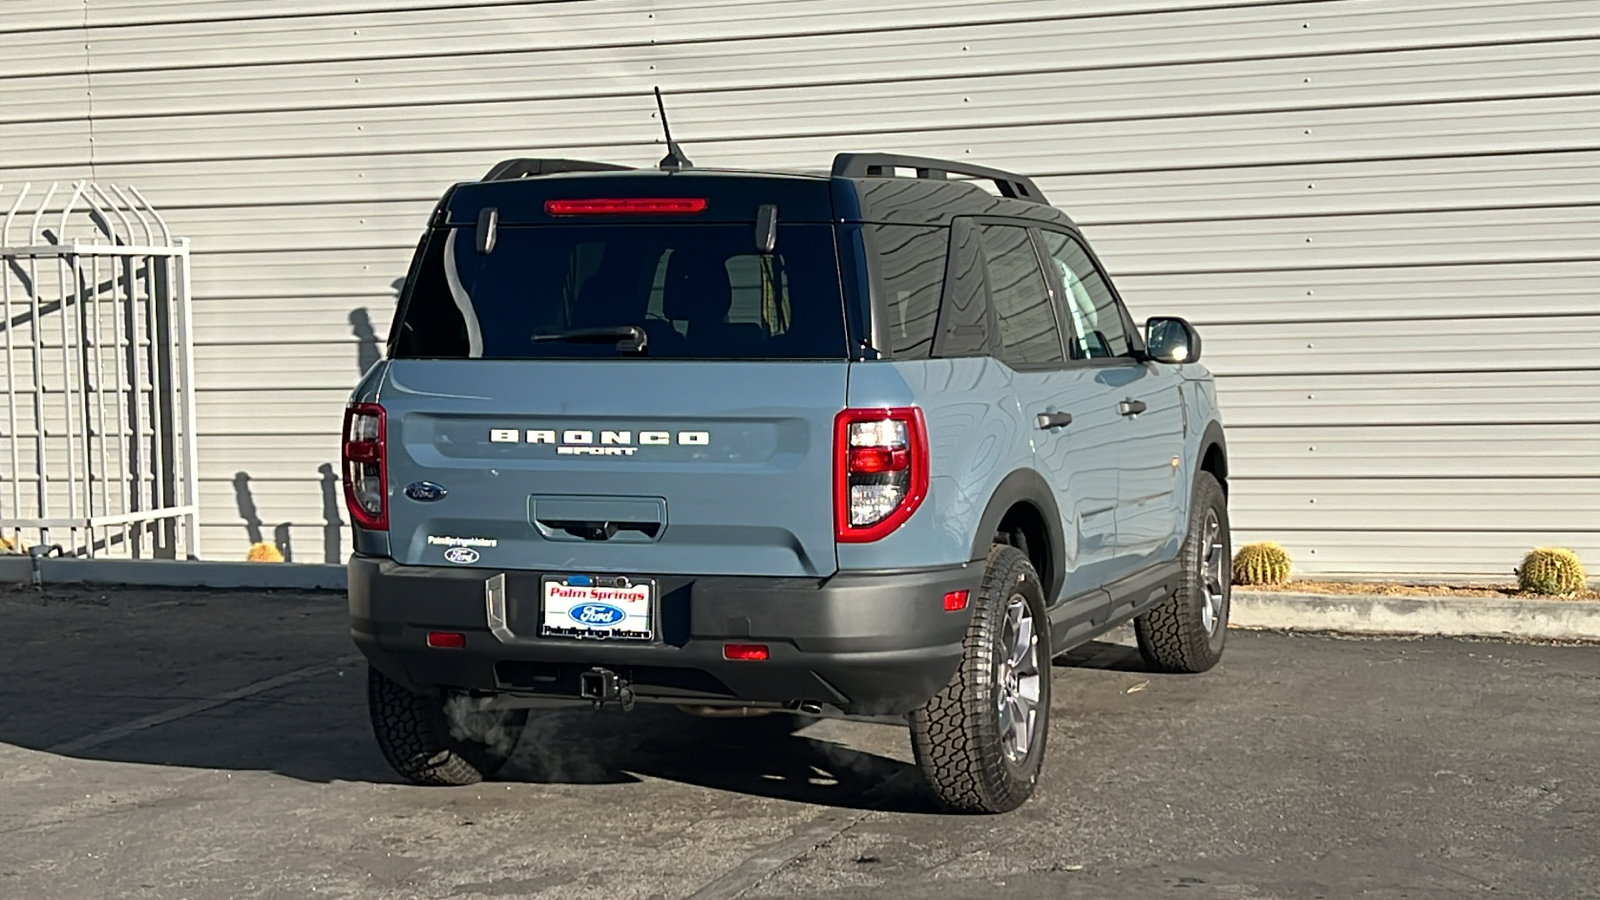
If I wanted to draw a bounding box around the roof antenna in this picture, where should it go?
[654,86,693,171]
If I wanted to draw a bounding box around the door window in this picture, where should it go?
[1039,231,1130,360]
[978,224,1064,366]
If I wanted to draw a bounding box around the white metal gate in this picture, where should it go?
[0,182,200,559]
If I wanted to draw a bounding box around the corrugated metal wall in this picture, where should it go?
[2,0,1596,576]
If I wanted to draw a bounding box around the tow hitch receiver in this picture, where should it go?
[579,667,633,710]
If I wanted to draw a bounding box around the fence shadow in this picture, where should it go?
[349,307,382,376]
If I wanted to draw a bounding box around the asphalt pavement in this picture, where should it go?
[1,584,1596,900]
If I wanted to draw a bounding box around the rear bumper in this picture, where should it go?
[348,556,979,716]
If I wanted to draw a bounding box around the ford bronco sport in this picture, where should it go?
[345,151,1230,814]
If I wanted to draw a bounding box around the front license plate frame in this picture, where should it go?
[539,574,654,641]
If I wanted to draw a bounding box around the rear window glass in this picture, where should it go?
[391,224,847,360]
[870,224,947,360]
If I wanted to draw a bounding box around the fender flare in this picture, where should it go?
[1199,420,1229,486]
[968,468,1069,603]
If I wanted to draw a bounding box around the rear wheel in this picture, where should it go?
[909,544,1051,814]
[367,667,527,786]
[1135,471,1231,674]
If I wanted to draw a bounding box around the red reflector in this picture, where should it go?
[545,197,708,216]
[943,590,969,612]
[847,445,910,474]
[426,631,467,649]
[723,643,769,662]
[343,440,380,464]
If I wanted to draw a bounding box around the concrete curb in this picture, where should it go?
[1232,590,1600,642]
[0,557,346,591]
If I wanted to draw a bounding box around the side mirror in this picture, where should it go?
[1144,316,1201,365]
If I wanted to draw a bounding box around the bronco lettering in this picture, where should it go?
[488,428,711,447]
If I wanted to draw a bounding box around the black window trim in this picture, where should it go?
[929,217,998,360]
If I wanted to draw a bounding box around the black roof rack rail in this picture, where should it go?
[830,152,1048,204]
[481,158,633,181]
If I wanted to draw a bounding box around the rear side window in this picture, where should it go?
[391,223,847,360]
[978,224,1064,367]
[868,225,947,359]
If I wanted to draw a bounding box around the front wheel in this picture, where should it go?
[367,667,527,786]
[1135,471,1231,674]
[909,544,1051,814]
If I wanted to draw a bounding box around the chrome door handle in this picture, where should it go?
[1035,411,1073,430]
[1118,399,1147,417]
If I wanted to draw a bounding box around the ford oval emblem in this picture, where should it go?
[443,546,479,565]
[569,603,627,627]
[405,481,448,502]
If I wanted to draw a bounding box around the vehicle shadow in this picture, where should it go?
[1052,636,1148,672]
[0,587,933,811]
[498,706,938,813]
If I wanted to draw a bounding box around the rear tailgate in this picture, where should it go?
[382,360,845,577]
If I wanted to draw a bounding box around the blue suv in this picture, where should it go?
[344,152,1231,814]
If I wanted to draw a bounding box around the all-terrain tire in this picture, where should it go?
[1135,471,1231,674]
[367,666,527,786]
[909,544,1051,814]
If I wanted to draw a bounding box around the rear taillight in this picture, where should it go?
[834,407,929,542]
[342,403,387,531]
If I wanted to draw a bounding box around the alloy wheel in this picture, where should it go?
[1199,509,1227,635]
[996,593,1042,763]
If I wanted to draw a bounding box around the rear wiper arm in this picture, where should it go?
[531,325,648,353]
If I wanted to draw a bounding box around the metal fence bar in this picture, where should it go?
[61,185,89,555]
[173,240,201,559]
[13,505,197,530]
[2,185,24,549]
[133,187,190,559]
[86,188,114,556]
[27,184,54,549]
[114,248,136,556]
[93,185,136,555]
[147,253,170,555]
[111,186,155,557]
[2,244,183,256]
[127,185,157,558]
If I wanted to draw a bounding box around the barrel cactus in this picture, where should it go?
[246,541,285,563]
[1232,542,1292,587]
[1517,548,1586,595]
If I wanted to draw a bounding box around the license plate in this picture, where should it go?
[539,575,653,640]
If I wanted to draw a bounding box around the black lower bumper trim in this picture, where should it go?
[348,557,980,716]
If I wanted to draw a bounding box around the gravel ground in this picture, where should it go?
[1241,581,1600,600]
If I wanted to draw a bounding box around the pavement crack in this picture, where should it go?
[45,656,361,755]
[682,809,871,900]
